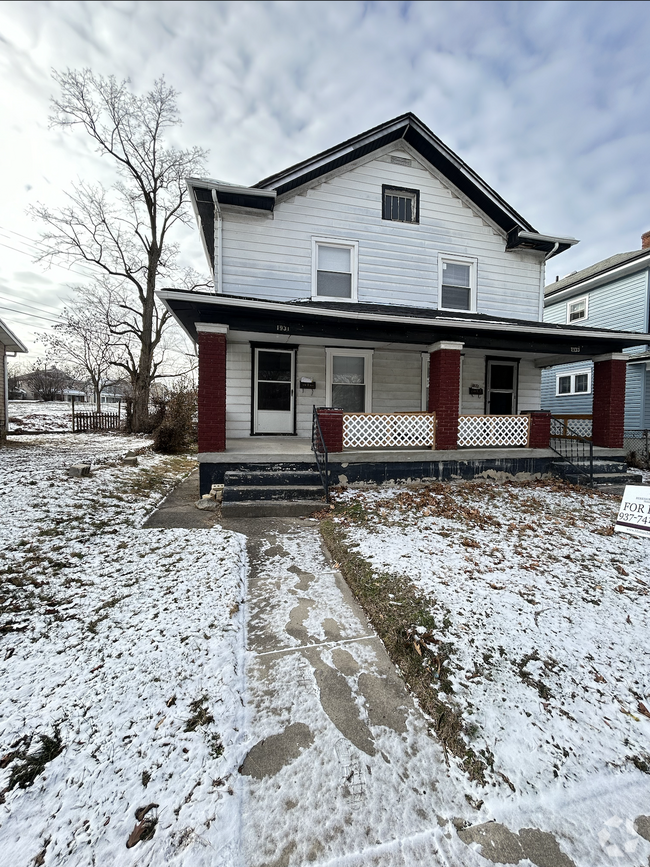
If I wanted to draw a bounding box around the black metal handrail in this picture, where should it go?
[550,416,594,486]
[312,407,330,503]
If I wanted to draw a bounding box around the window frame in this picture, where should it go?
[311,237,359,302]
[437,253,478,313]
[566,295,588,324]
[325,348,373,413]
[555,368,592,397]
[382,184,420,224]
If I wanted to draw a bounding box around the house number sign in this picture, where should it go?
[276,324,290,333]
[615,486,650,537]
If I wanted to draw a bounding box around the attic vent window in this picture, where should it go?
[382,185,419,223]
[390,155,412,167]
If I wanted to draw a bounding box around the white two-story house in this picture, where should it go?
[159,114,646,501]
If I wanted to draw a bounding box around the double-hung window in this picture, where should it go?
[556,368,591,396]
[326,348,373,413]
[312,238,358,301]
[438,254,477,312]
[566,296,588,323]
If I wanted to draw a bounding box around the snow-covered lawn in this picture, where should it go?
[0,434,247,866]
[8,401,80,433]
[328,481,650,847]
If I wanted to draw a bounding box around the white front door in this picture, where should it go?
[253,348,295,434]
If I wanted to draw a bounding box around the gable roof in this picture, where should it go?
[544,247,650,302]
[0,317,28,353]
[187,113,577,269]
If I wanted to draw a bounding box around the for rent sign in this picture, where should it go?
[615,486,650,537]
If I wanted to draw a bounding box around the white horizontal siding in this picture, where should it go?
[371,350,422,413]
[225,342,251,438]
[220,150,543,320]
[460,351,540,415]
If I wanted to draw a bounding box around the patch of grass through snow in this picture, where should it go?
[320,512,495,786]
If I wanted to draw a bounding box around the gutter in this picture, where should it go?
[157,289,650,344]
[544,251,650,304]
[212,189,223,295]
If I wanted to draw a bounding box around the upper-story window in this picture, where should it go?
[567,295,588,323]
[438,254,477,312]
[382,185,419,223]
[312,238,358,301]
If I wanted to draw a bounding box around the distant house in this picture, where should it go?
[0,317,28,443]
[159,113,649,501]
[542,232,650,431]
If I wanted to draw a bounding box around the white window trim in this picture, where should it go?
[437,253,478,313]
[325,348,373,412]
[566,294,589,324]
[312,237,359,302]
[555,367,592,397]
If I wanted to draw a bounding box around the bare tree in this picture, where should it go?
[24,363,72,402]
[31,70,208,431]
[40,289,118,412]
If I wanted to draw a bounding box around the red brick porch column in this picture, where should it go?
[526,411,552,448]
[427,341,463,450]
[592,353,627,448]
[316,408,344,452]
[196,323,228,453]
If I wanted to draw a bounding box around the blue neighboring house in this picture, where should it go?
[542,232,650,432]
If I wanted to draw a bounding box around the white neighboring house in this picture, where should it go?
[542,234,650,433]
[0,318,28,443]
[158,113,648,499]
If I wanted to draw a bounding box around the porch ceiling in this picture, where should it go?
[159,290,649,358]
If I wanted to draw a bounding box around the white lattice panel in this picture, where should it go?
[551,416,593,439]
[343,413,436,449]
[458,415,530,448]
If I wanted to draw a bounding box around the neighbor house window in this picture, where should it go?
[567,296,588,323]
[326,348,373,413]
[556,368,591,396]
[438,254,477,312]
[312,238,358,301]
[382,185,419,223]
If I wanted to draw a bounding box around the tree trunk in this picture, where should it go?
[130,247,158,433]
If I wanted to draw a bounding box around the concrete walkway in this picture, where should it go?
[221,514,473,866]
[143,468,218,529]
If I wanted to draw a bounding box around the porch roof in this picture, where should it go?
[159,289,649,358]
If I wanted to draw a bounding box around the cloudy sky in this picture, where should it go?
[1,0,650,357]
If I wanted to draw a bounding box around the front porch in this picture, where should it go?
[198,434,628,496]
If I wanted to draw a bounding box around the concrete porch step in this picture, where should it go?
[221,499,325,518]
[222,484,325,502]
[224,469,322,486]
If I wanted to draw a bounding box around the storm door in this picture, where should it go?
[486,359,518,415]
[253,348,295,434]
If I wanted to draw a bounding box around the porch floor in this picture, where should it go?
[199,437,627,464]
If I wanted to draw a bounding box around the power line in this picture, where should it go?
[0,239,97,282]
[0,293,64,317]
[0,304,60,325]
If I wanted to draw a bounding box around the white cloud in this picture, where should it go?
[1,0,650,353]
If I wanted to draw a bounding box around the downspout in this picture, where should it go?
[211,189,223,295]
[539,241,560,321]
[2,350,7,441]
